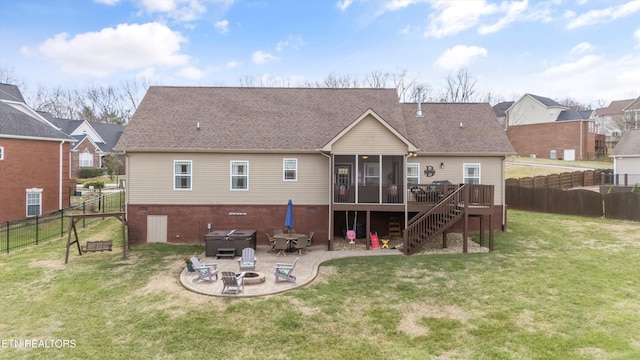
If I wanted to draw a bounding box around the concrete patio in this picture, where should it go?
[180,244,403,297]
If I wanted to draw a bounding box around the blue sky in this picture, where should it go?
[1,0,639,105]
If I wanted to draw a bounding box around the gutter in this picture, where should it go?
[59,141,64,210]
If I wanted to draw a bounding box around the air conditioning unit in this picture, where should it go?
[530,154,536,159]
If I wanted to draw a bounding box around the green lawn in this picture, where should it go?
[1,211,639,359]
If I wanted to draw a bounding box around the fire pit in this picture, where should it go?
[243,271,265,285]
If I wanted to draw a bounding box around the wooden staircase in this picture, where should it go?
[388,216,401,237]
[402,185,493,255]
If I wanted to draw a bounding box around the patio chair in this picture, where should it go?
[274,229,284,235]
[294,235,307,255]
[221,271,245,295]
[274,237,289,256]
[237,247,257,271]
[274,257,299,283]
[306,231,314,247]
[190,257,219,283]
[265,233,276,251]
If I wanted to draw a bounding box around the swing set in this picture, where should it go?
[64,212,127,264]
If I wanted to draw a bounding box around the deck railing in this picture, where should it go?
[402,184,494,255]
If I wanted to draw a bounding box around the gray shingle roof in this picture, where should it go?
[402,103,515,154]
[612,129,640,156]
[0,83,25,103]
[556,109,593,121]
[492,101,514,117]
[528,94,564,108]
[0,102,75,141]
[117,87,406,152]
[116,86,514,155]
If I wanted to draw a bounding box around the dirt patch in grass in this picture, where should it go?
[332,233,489,254]
[395,302,476,337]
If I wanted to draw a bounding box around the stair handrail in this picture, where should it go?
[402,185,468,255]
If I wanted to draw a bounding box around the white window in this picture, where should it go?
[283,158,297,181]
[0,146,4,160]
[463,163,481,184]
[231,161,249,190]
[407,163,420,185]
[364,162,380,184]
[550,150,557,160]
[173,160,192,190]
[79,149,93,167]
[26,189,42,217]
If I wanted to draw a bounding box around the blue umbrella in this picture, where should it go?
[285,199,294,234]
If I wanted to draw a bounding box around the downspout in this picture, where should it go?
[320,151,332,250]
[404,153,411,230]
[580,120,583,160]
[59,141,64,209]
[502,155,507,231]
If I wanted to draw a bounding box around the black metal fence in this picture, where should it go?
[1,190,125,254]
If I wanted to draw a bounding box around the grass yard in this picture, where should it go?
[505,156,613,179]
[1,210,639,359]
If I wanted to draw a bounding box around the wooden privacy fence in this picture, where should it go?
[505,169,610,189]
[505,187,640,221]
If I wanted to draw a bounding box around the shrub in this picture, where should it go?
[632,184,639,193]
[83,181,105,189]
[79,168,105,179]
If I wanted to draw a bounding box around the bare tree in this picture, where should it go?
[442,68,477,102]
[29,84,80,119]
[556,97,591,111]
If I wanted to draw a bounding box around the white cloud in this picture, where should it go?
[336,0,353,11]
[478,0,528,35]
[251,50,279,65]
[571,42,595,54]
[215,19,229,34]
[424,0,498,38]
[635,28,640,47]
[276,35,305,52]
[37,22,190,77]
[226,60,240,69]
[542,55,600,76]
[177,66,205,80]
[382,0,425,12]
[94,0,120,5]
[435,45,487,70]
[138,0,207,22]
[566,0,640,29]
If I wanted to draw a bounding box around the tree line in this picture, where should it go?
[1,65,595,125]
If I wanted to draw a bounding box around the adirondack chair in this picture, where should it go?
[274,257,299,283]
[190,257,219,282]
[237,247,257,271]
[221,271,245,295]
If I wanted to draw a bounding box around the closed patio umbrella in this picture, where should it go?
[285,199,294,235]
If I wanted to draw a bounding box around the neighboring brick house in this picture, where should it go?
[0,83,76,222]
[506,93,606,160]
[49,117,125,177]
[115,86,515,251]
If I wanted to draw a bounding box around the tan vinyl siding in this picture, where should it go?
[508,96,556,126]
[411,156,505,204]
[331,115,408,154]
[127,153,329,205]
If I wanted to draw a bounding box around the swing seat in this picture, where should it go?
[347,230,356,244]
[81,240,113,253]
